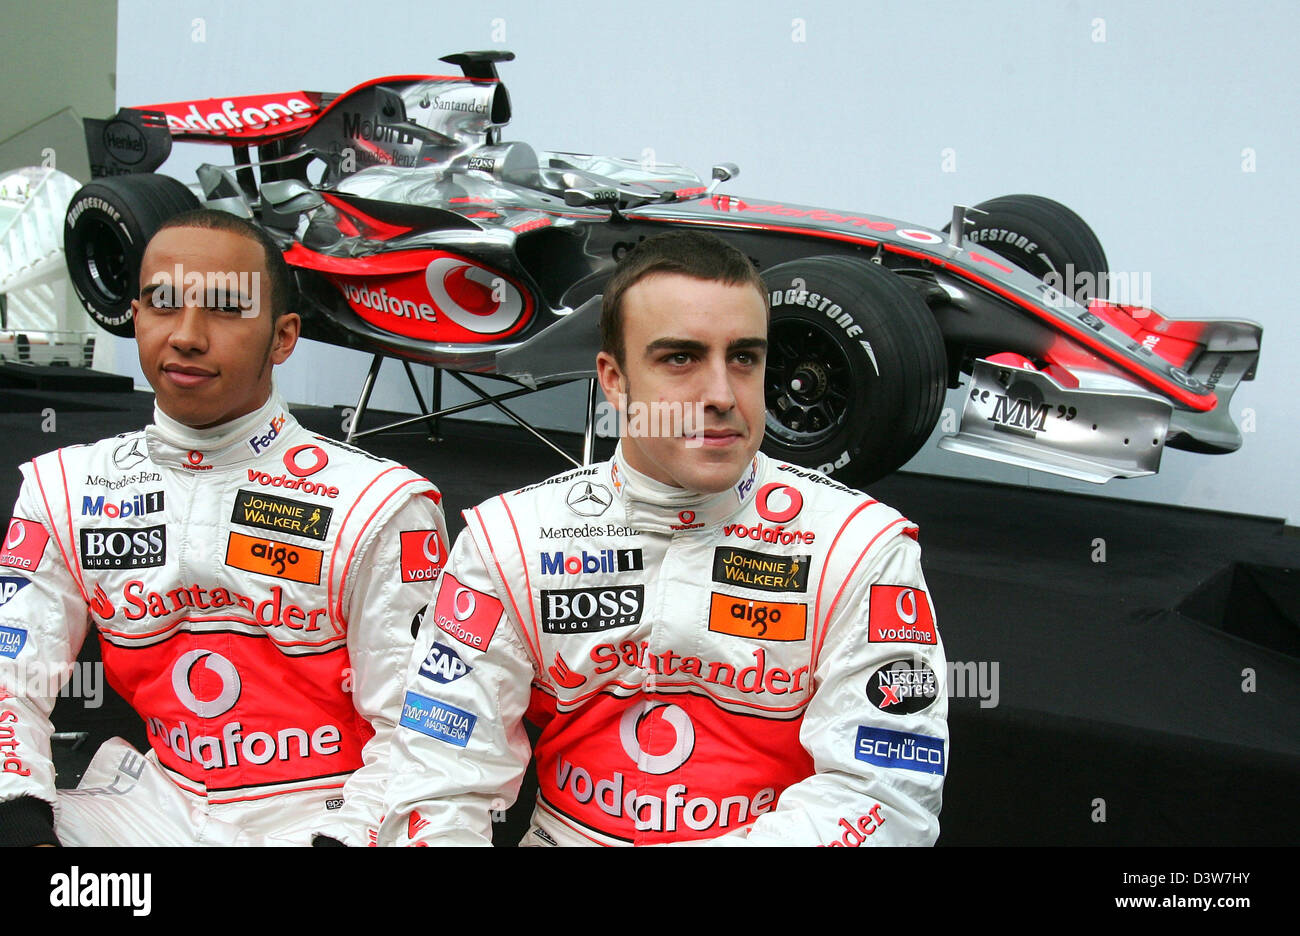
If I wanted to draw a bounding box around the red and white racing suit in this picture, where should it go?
[381,448,947,846]
[0,390,447,845]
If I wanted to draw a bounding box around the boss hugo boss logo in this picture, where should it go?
[541,586,644,634]
[224,532,323,584]
[80,525,166,570]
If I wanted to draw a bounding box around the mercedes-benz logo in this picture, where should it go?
[113,437,148,470]
[566,481,612,518]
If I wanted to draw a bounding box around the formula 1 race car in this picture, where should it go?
[62,51,1262,486]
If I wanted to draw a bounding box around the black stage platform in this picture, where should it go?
[3,385,1297,845]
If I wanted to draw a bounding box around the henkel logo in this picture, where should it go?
[868,585,937,645]
[755,483,803,523]
[81,491,164,519]
[400,530,445,584]
[0,518,49,571]
[425,257,525,335]
[620,701,695,775]
[432,573,503,650]
[172,649,242,718]
[283,444,329,478]
[247,413,288,455]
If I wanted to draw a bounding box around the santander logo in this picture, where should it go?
[425,257,524,334]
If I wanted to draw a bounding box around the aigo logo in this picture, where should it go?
[425,257,524,335]
[620,701,695,775]
[755,483,803,523]
[171,649,241,718]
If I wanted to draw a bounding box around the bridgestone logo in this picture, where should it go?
[67,196,124,230]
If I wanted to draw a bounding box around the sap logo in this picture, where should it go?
[418,642,472,684]
[0,576,31,607]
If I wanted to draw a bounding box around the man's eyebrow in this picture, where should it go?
[728,337,768,353]
[139,282,163,301]
[644,338,708,356]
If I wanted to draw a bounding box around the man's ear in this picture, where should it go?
[595,351,627,410]
[270,312,301,365]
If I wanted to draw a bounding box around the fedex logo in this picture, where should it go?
[247,413,288,455]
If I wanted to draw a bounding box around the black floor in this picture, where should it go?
[3,383,1297,845]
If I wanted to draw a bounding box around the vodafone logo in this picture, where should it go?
[187,451,204,466]
[896,588,919,624]
[4,521,26,552]
[284,445,329,478]
[756,483,803,523]
[425,257,524,334]
[451,587,476,621]
[619,701,695,775]
[679,510,695,525]
[171,649,242,718]
[897,228,943,245]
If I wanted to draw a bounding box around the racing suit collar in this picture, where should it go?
[610,442,762,534]
[146,387,294,470]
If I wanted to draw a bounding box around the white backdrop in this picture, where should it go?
[112,0,1298,522]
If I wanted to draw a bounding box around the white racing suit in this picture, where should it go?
[0,390,447,845]
[381,448,947,846]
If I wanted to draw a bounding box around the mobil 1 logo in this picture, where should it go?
[80,525,166,570]
[867,659,939,715]
[541,585,644,634]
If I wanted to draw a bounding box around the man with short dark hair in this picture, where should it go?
[0,211,448,845]
[382,231,947,846]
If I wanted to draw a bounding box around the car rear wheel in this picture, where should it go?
[64,173,200,337]
[762,255,947,487]
[950,194,1109,304]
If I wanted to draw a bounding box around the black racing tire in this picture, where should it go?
[950,194,1109,305]
[761,255,947,487]
[63,173,200,337]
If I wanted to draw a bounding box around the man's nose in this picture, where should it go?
[700,355,737,413]
[168,304,209,353]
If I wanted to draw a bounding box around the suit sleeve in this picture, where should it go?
[0,466,93,845]
[707,531,948,846]
[378,525,536,846]
[312,491,449,847]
